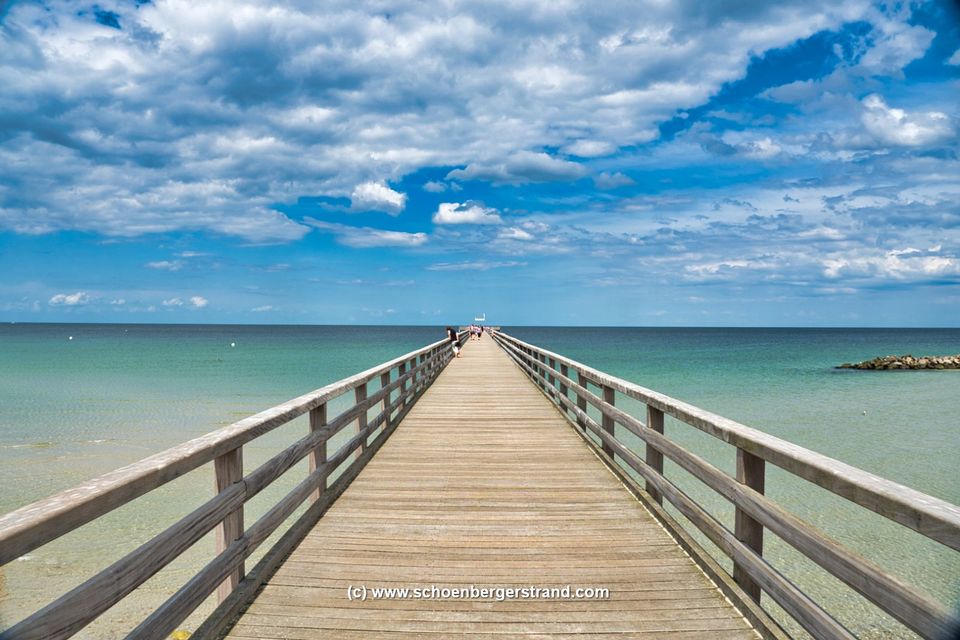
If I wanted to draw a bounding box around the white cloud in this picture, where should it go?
[252,305,274,312]
[350,181,407,215]
[433,202,502,225]
[861,94,954,147]
[562,140,616,158]
[948,49,960,66]
[190,296,208,308]
[305,219,428,248]
[145,260,184,271]
[499,227,534,241]
[162,297,184,307]
[48,291,91,306]
[110,298,126,305]
[422,181,448,193]
[594,172,636,190]
[427,261,526,271]
[447,152,586,184]
[823,246,960,279]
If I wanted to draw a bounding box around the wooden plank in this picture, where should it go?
[215,448,245,602]
[601,384,615,459]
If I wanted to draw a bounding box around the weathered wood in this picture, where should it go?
[734,450,765,603]
[355,382,368,457]
[495,334,955,640]
[547,357,556,387]
[380,371,392,436]
[601,385,616,459]
[576,372,588,431]
[646,406,664,504]
[308,403,328,504]
[214,448,244,602]
[559,364,569,415]
[0,337,454,565]
[492,331,960,552]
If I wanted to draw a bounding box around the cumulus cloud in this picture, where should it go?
[861,95,955,147]
[422,181,448,193]
[499,227,534,241]
[49,292,91,306]
[190,296,208,308]
[949,49,960,66]
[162,297,184,307]
[350,181,407,215]
[822,246,959,280]
[433,202,502,225]
[0,0,892,244]
[305,219,428,248]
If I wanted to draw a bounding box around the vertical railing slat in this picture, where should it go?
[601,385,615,459]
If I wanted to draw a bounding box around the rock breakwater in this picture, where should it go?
[837,354,960,370]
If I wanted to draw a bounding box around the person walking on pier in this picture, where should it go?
[446,326,461,357]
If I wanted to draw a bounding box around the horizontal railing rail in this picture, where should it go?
[492,330,960,640]
[0,331,467,640]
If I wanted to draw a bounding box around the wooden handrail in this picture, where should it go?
[0,332,466,640]
[492,330,959,640]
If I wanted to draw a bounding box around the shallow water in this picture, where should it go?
[0,324,957,637]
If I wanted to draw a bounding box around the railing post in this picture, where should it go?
[355,382,368,458]
[213,447,243,602]
[601,385,615,458]
[547,357,556,389]
[308,402,328,503]
[576,372,588,430]
[645,406,664,504]
[559,364,569,414]
[734,448,765,602]
[380,371,391,434]
[537,353,547,391]
[398,362,407,410]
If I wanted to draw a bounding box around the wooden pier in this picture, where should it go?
[0,330,958,639]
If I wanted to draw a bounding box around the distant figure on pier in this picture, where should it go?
[446,326,461,357]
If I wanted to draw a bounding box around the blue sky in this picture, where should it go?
[0,0,958,326]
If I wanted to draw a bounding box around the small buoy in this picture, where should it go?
[68,336,73,341]
[862,410,867,416]
[230,342,236,348]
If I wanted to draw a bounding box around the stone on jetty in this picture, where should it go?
[837,354,960,370]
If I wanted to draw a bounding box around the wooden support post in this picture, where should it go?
[355,382,368,457]
[734,448,766,603]
[380,371,391,435]
[213,447,243,602]
[645,406,665,504]
[537,353,547,390]
[308,403,328,503]
[559,364,569,414]
[398,363,407,410]
[547,357,556,388]
[576,372,588,430]
[601,385,616,459]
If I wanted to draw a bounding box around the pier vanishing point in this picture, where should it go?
[0,331,958,639]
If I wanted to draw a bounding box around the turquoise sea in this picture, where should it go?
[0,324,958,638]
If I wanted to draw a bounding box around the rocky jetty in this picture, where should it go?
[838,354,960,370]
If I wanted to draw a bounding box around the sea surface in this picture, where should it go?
[0,324,957,638]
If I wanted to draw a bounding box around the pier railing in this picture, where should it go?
[492,330,960,640]
[0,332,465,640]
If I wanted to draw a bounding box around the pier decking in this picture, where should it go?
[225,337,758,639]
[1,330,958,640]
